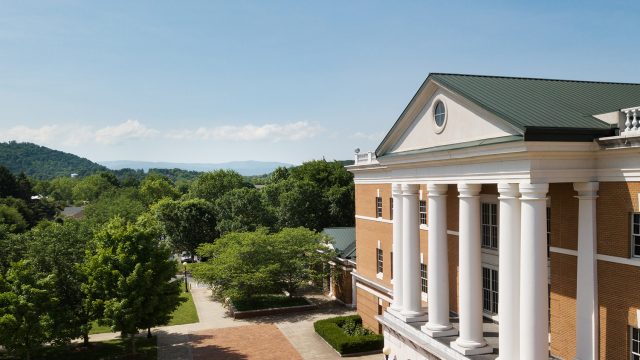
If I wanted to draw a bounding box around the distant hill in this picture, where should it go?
[0,141,108,179]
[100,160,293,176]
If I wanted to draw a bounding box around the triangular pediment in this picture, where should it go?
[377,79,523,156]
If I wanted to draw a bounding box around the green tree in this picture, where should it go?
[270,227,335,297]
[0,260,56,360]
[48,177,77,203]
[83,218,182,353]
[0,225,25,273]
[22,220,94,345]
[188,169,251,203]
[72,174,116,203]
[289,160,353,189]
[139,174,179,205]
[215,188,272,235]
[154,198,218,254]
[84,188,146,226]
[193,228,335,300]
[0,166,18,198]
[0,204,28,233]
[193,230,280,300]
[277,180,326,231]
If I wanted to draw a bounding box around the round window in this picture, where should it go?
[433,101,446,128]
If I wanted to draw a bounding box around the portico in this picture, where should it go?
[380,179,599,359]
[348,73,640,360]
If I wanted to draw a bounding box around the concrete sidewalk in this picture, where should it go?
[88,284,382,360]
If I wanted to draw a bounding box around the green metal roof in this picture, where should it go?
[430,73,640,131]
[322,227,355,259]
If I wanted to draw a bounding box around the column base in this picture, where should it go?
[450,341,493,356]
[420,324,458,338]
[386,308,428,323]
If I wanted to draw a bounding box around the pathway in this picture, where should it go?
[89,282,381,360]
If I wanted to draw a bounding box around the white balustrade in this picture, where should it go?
[622,107,640,133]
[354,151,377,165]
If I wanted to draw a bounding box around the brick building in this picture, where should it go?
[347,74,640,360]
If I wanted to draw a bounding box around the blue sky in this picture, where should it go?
[1,0,638,164]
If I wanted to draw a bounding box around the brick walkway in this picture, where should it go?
[191,324,303,360]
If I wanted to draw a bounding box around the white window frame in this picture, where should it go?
[376,247,383,279]
[631,326,640,360]
[482,265,499,316]
[375,196,383,218]
[481,202,498,250]
[632,213,640,258]
[419,200,427,225]
[420,262,428,294]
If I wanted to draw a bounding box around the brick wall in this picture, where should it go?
[356,182,640,359]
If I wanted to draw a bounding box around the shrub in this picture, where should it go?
[313,315,383,355]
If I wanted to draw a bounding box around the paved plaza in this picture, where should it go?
[90,281,381,360]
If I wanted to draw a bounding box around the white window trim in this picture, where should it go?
[631,325,640,359]
[631,213,640,258]
[481,195,499,252]
[376,242,384,279]
[481,265,499,321]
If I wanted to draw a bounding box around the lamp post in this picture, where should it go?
[182,261,189,293]
[382,346,391,360]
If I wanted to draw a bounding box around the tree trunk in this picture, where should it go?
[130,333,137,355]
[83,332,89,346]
[147,327,152,338]
[25,350,30,360]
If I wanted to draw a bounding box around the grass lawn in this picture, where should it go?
[0,336,157,360]
[233,294,309,311]
[89,291,199,335]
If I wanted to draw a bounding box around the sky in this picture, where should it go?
[0,0,639,165]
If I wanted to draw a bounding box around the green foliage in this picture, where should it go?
[276,180,326,231]
[83,218,182,344]
[139,174,179,205]
[188,169,252,203]
[154,198,217,254]
[72,174,117,203]
[84,188,146,226]
[262,160,355,231]
[0,142,108,180]
[192,227,335,300]
[341,318,372,336]
[0,204,27,232]
[0,225,25,273]
[21,221,93,344]
[192,230,279,300]
[0,260,56,360]
[214,188,272,235]
[0,167,19,198]
[313,315,383,355]
[46,177,77,203]
[12,336,158,360]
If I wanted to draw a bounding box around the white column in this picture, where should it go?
[519,183,549,360]
[421,184,457,337]
[452,183,492,355]
[400,184,424,318]
[498,183,521,359]
[390,183,404,312]
[574,182,599,360]
[350,272,357,309]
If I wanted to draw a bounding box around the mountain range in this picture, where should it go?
[100,160,292,176]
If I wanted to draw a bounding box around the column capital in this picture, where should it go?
[401,183,420,195]
[457,183,481,198]
[427,183,448,196]
[573,182,599,199]
[519,183,548,201]
[392,183,403,195]
[497,183,520,199]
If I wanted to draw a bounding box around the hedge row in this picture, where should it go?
[313,315,384,355]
